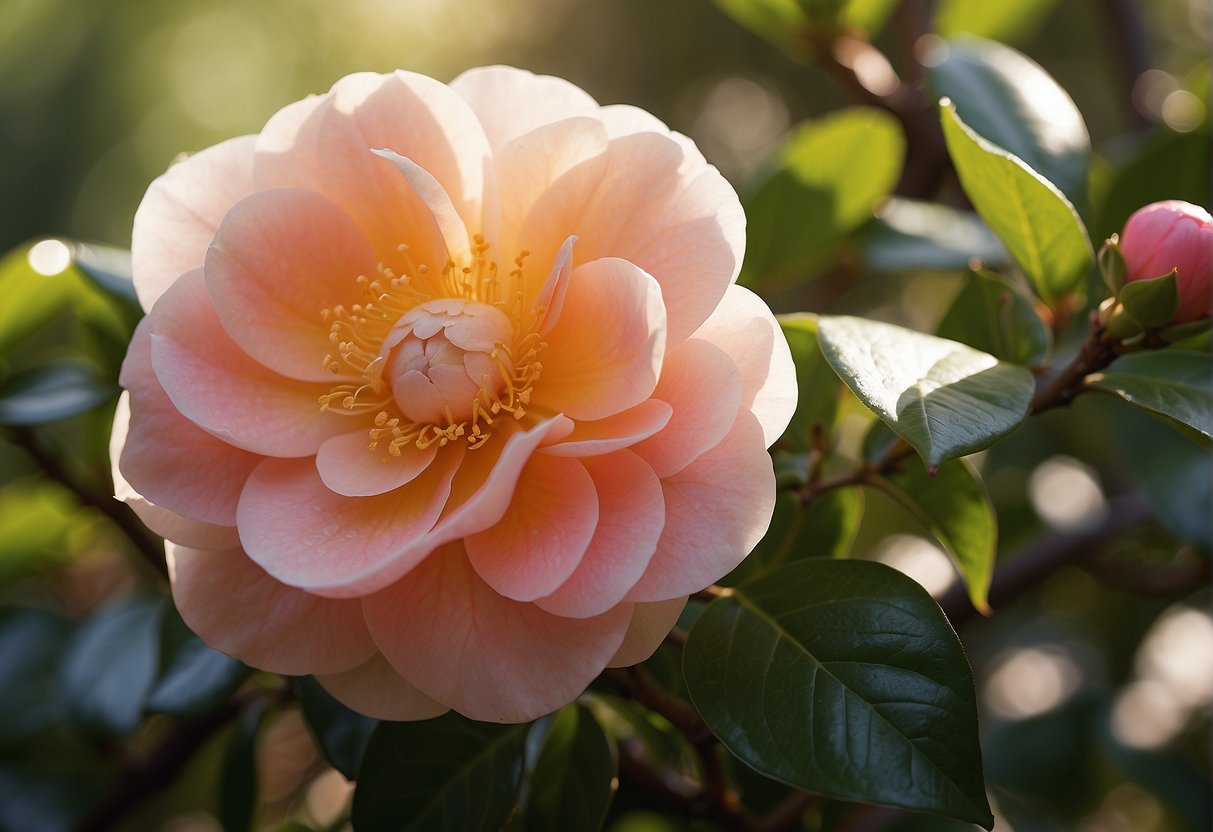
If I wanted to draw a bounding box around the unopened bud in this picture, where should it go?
[1119,200,1212,324]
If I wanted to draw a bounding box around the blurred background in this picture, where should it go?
[0,1,1210,831]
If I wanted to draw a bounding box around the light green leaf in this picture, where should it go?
[861,198,1008,273]
[817,315,1035,465]
[744,108,905,289]
[1118,271,1179,329]
[684,559,993,828]
[934,0,1061,48]
[777,314,844,450]
[937,268,1051,366]
[0,361,118,427]
[1085,350,1212,440]
[940,102,1093,305]
[525,705,616,832]
[0,242,80,357]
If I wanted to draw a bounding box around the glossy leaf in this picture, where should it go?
[0,242,79,357]
[146,634,251,717]
[0,606,73,745]
[352,714,528,832]
[744,108,904,289]
[1117,271,1179,328]
[525,704,616,832]
[71,242,138,309]
[937,268,1051,366]
[817,315,1035,465]
[684,559,993,828]
[296,676,379,781]
[221,702,268,832]
[58,595,164,741]
[940,102,1093,305]
[0,361,117,427]
[1085,350,1213,440]
[861,198,1008,273]
[778,314,844,451]
[933,0,1059,44]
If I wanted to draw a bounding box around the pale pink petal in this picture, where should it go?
[535,450,664,618]
[372,148,473,263]
[631,338,742,477]
[532,258,666,421]
[626,409,776,602]
[363,544,631,723]
[608,598,689,667]
[542,399,672,458]
[316,653,448,721]
[205,189,379,382]
[535,236,577,336]
[167,543,376,675]
[237,448,462,597]
[315,430,438,498]
[132,135,257,312]
[692,284,797,447]
[118,322,260,525]
[595,104,707,173]
[450,66,599,151]
[148,269,346,457]
[465,455,598,601]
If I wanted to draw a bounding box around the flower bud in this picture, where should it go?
[1119,200,1212,323]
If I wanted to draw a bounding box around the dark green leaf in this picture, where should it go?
[933,0,1059,44]
[0,606,73,745]
[725,489,863,585]
[818,315,1035,465]
[221,702,269,832]
[525,705,616,832]
[743,108,904,289]
[352,714,528,832]
[868,454,996,612]
[1117,271,1179,329]
[777,314,844,451]
[1085,350,1212,440]
[937,268,1050,366]
[296,676,378,781]
[0,361,117,427]
[939,102,1092,305]
[0,764,101,832]
[57,595,164,741]
[927,36,1089,207]
[684,559,993,828]
[146,635,251,717]
[1096,127,1212,242]
[861,198,1008,273]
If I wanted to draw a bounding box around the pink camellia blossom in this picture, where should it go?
[109,67,796,723]
[1120,199,1213,323]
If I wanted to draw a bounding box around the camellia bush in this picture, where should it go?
[0,2,1209,831]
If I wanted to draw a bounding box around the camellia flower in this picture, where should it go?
[110,67,796,723]
[1120,199,1213,323]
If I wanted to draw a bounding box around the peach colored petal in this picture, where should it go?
[608,597,688,667]
[542,399,673,458]
[372,148,473,263]
[535,235,577,336]
[631,338,742,478]
[594,104,707,173]
[205,189,379,382]
[363,544,632,723]
[315,430,438,498]
[118,322,260,525]
[316,653,448,722]
[465,454,598,601]
[148,269,346,458]
[449,66,599,151]
[532,258,665,420]
[132,135,257,312]
[626,409,775,602]
[236,448,462,597]
[535,450,664,619]
[692,284,797,447]
[167,543,376,675]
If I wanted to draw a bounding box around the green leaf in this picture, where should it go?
[525,705,616,832]
[777,314,844,450]
[817,315,1035,465]
[296,676,378,781]
[1085,350,1213,440]
[0,242,80,357]
[842,0,899,34]
[0,361,117,427]
[928,36,1089,208]
[684,559,993,828]
[58,595,164,741]
[1098,237,1128,294]
[146,634,251,717]
[1117,271,1179,329]
[868,454,996,612]
[70,242,138,309]
[1096,127,1212,242]
[934,0,1060,48]
[937,268,1051,366]
[352,714,528,832]
[725,489,863,585]
[939,102,1093,305]
[711,0,814,58]
[0,764,103,832]
[743,109,905,290]
[221,701,269,832]
[0,606,73,745]
[0,479,80,586]
[861,198,1008,273]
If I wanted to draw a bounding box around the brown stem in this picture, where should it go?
[1029,318,1122,415]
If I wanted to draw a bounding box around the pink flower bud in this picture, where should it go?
[1119,200,1213,323]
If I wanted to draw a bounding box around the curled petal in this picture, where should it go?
[542,399,672,458]
[315,430,438,498]
[609,597,688,667]
[316,653,448,722]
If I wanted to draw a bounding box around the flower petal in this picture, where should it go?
[692,284,797,447]
[535,450,664,618]
[532,258,666,421]
[626,409,776,602]
[372,148,473,263]
[205,188,379,382]
[363,544,631,723]
[132,135,257,312]
[148,269,346,457]
[465,454,598,601]
[316,653,448,722]
[608,598,688,667]
[315,430,438,498]
[450,66,599,151]
[167,543,376,675]
[542,399,672,458]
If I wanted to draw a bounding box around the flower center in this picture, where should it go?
[317,236,548,456]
